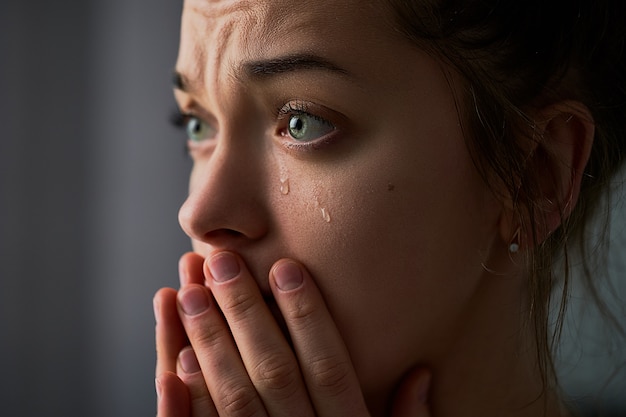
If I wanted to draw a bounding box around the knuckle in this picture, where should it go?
[187,319,229,350]
[190,396,214,416]
[218,382,261,417]
[309,354,352,395]
[253,354,299,395]
[285,298,319,331]
[221,291,257,318]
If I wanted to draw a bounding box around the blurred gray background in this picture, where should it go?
[0,1,624,416]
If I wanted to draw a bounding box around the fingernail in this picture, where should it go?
[179,286,210,316]
[208,252,240,282]
[274,261,303,291]
[179,346,201,374]
[155,377,162,401]
[417,372,431,404]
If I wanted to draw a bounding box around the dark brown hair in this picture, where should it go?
[386,0,626,391]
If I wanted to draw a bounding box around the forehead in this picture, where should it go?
[177,0,395,87]
[182,0,388,41]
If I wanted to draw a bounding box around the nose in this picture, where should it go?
[178,144,269,247]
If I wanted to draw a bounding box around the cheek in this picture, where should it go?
[273,141,500,392]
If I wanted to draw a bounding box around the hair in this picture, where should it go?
[385,0,626,394]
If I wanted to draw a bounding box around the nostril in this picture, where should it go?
[202,228,247,246]
[205,228,243,239]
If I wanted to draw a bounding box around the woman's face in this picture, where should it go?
[175,0,505,401]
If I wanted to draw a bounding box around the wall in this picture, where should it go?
[1,1,188,416]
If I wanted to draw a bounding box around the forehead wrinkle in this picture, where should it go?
[188,43,208,93]
[184,0,388,98]
[187,0,256,19]
[183,1,263,103]
[209,18,236,91]
[212,15,264,96]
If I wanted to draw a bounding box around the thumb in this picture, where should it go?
[390,367,432,417]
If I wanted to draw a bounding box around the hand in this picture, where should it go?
[154,252,432,416]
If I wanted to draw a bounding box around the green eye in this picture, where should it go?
[287,113,335,142]
[186,116,215,142]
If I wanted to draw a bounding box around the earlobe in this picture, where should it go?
[499,101,595,251]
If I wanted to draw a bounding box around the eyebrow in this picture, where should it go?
[173,71,193,92]
[173,53,352,92]
[241,54,351,79]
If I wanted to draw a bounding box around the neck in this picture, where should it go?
[427,269,568,417]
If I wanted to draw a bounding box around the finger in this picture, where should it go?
[155,287,189,377]
[269,259,369,416]
[177,346,218,417]
[203,251,315,417]
[156,371,191,417]
[390,368,432,417]
[155,252,204,376]
[177,283,269,417]
[179,252,206,287]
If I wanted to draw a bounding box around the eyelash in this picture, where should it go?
[275,100,332,129]
[170,109,192,153]
[170,109,188,129]
[276,100,309,118]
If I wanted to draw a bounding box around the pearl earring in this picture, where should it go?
[509,227,521,253]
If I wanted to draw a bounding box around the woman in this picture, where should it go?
[153,0,626,415]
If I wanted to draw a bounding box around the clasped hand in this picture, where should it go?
[154,252,432,417]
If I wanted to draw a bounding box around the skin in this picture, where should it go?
[154,0,594,415]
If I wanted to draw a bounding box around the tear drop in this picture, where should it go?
[280,178,290,195]
[320,207,331,223]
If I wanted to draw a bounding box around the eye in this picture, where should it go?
[286,113,335,142]
[171,110,216,143]
[277,100,337,143]
[185,116,216,143]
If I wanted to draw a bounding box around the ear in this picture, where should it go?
[499,101,595,251]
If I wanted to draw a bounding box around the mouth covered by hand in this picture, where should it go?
[153,251,432,417]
